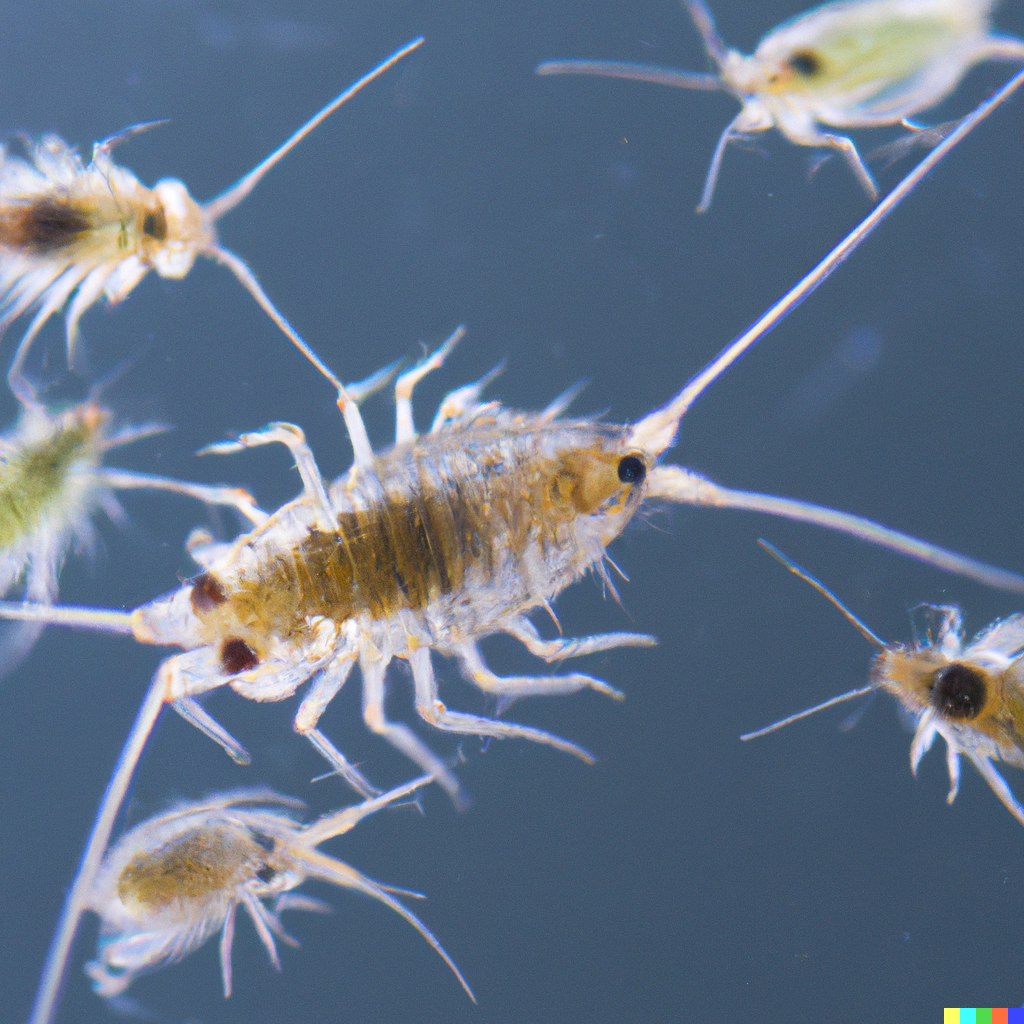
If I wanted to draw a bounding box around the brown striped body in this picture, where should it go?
[174,414,647,669]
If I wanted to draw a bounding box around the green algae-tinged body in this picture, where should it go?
[0,406,101,551]
[536,0,1024,209]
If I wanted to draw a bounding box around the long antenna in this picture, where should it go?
[757,540,887,648]
[650,65,1024,439]
[740,684,875,741]
[535,59,722,91]
[204,37,425,221]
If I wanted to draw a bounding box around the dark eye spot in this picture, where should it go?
[787,49,821,76]
[142,207,167,240]
[256,864,277,884]
[617,455,646,485]
[190,572,226,614]
[221,638,259,676]
[249,830,276,853]
[930,663,986,720]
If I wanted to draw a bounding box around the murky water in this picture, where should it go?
[0,2,1022,1022]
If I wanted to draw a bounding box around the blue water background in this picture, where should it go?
[1,1,1023,1022]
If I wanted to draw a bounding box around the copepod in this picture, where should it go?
[0,394,264,674]
[0,37,423,406]
[536,0,1024,211]
[16,70,1024,1024]
[84,775,473,1004]
[744,541,1024,831]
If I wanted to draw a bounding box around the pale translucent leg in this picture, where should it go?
[945,744,961,804]
[776,118,878,201]
[8,262,93,406]
[980,36,1024,63]
[359,649,466,805]
[302,773,434,845]
[288,844,475,1001]
[681,0,729,66]
[239,889,282,968]
[172,696,251,765]
[64,261,117,368]
[504,613,656,663]
[415,646,597,759]
[202,422,334,529]
[969,752,1024,829]
[457,639,621,701]
[219,904,236,998]
[94,468,266,525]
[539,378,587,422]
[430,361,505,432]
[394,325,466,442]
[294,652,382,798]
[185,527,235,569]
[697,107,774,214]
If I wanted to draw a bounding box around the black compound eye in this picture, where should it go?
[930,663,987,720]
[617,455,646,485]
[787,49,821,76]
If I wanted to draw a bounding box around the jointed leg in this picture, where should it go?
[360,649,466,806]
[201,422,334,529]
[395,324,465,443]
[504,614,655,663]
[95,468,267,526]
[458,639,622,700]
[294,652,381,798]
[413,647,597,760]
[431,360,504,432]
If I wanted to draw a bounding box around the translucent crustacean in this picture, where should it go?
[744,541,1024,831]
[85,776,473,1002]
[13,71,1024,1024]
[536,0,1024,210]
[0,38,423,405]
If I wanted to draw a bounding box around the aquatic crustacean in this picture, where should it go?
[744,541,1024,830]
[85,776,473,1002]
[13,71,1024,1024]
[0,38,422,405]
[536,0,1024,210]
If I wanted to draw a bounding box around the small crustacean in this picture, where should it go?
[743,541,1024,830]
[16,80,1024,1024]
[6,321,1024,810]
[85,775,473,1003]
[536,0,1024,210]
[0,395,264,673]
[0,37,423,405]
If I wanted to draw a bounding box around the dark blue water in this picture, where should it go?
[0,2,1022,1022]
